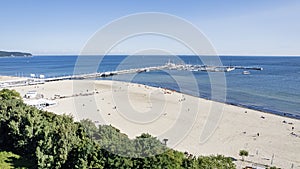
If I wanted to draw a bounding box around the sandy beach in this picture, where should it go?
[11,79,300,169]
[0,75,26,81]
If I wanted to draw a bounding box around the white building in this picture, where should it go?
[24,91,38,99]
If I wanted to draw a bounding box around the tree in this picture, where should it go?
[0,89,21,100]
[239,150,249,161]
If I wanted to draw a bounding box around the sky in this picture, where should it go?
[0,0,300,56]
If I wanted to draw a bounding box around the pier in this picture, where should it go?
[0,62,263,88]
[233,66,263,70]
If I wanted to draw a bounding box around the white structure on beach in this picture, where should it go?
[24,99,56,109]
[24,90,38,99]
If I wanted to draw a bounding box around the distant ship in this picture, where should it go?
[243,71,250,75]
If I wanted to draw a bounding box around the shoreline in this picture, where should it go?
[2,74,296,120]
[9,79,300,168]
[0,75,27,82]
[1,74,299,120]
[100,79,300,121]
[225,101,300,120]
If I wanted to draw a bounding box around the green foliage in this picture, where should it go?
[0,151,20,169]
[196,155,236,169]
[239,150,248,161]
[0,151,33,169]
[0,89,236,169]
[0,92,82,168]
[269,166,281,169]
[0,89,22,100]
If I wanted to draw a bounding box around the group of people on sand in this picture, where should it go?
[241,111,300,140]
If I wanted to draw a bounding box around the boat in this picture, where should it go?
[137,69,147,73]
[225,67,235,72]
[243,71,250,75]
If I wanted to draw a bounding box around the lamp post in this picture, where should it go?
[163,138,168,146]
[271,153,274,165]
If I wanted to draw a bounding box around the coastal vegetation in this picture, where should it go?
[0,51,32,57]
[0,151,34,169]
[0,89,236,168]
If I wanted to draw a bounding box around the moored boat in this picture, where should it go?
[243,71,250,75]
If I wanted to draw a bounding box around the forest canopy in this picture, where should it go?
[0,51,32,57]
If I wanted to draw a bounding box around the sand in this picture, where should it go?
[0,75,26,81]
[11,80,300,169]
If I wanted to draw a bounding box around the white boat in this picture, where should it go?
[225,67,235,72]
[243,71,250,75]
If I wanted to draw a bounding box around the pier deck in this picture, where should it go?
[0,63,263,88]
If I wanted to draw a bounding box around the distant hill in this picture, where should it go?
[0,50,32,57]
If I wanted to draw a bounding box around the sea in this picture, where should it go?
[0,55,299,119]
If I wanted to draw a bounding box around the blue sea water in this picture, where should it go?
[0,55,299,119]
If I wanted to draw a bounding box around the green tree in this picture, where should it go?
[0,89,21,100]
[239,150,249,161]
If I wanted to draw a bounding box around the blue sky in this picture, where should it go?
[0,0,299,55]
